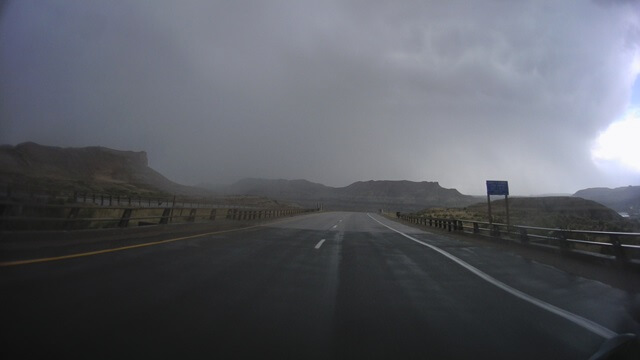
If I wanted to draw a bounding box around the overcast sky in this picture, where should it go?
[1,0,639,195]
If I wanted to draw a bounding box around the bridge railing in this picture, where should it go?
[0,202,317,231]
[0,183,255,209]
[396,214,640,267]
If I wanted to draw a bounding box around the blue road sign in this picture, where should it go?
[486,180,509,196]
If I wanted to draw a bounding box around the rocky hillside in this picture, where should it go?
[220,178,477,211]
[417,196,639,232]
[574,186,640,218]
[0,142,204,196]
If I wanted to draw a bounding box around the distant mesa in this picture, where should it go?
[0,142,203,196]
[215,178,478,211]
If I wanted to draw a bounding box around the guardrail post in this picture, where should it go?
[160,208,171,224]
[556,231,570,254]
[473,222,479,234]
[119,209,132,227]
[447,220,452,232]
[491,224,500,237]
[519,228,529,243]
[65,207,80,230]
[610,234,627,266]
[209,209,217,221]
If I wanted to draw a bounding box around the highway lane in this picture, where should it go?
[1,212,638,359]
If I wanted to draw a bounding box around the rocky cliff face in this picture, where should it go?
[0,142,201,195]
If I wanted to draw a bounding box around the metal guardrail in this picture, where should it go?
[0,202,317,231]
[396,214,640,267]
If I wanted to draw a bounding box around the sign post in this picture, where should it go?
[486,180,510,232]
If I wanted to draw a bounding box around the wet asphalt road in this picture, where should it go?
[1,212,638,359]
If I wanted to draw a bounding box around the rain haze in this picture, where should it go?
[1,0,640,195]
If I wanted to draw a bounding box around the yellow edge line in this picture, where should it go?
[0,225,262,267]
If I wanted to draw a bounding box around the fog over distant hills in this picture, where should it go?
[574,186,640,216]
[210,178,478,211]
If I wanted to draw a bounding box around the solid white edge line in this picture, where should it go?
[315,239,326,249]
[366,213,617,339]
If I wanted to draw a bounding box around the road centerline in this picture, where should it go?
[315,239,326,249]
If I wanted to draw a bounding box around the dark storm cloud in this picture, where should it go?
[1,0,639,194]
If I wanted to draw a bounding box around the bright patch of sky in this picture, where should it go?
[591,43,640,179]
[592,108,640,172]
